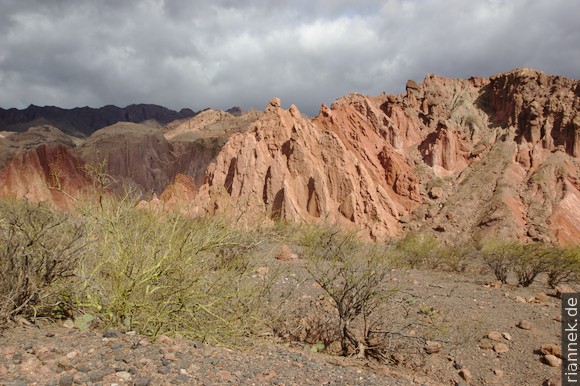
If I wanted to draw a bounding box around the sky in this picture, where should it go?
[0,0,578,116]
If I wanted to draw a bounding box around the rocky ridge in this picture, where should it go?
[0,68,578,244]
[0,104,197,138]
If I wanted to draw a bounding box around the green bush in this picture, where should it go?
[479,238,521,284]
[546,245,580,288]
[393,232,441,269]
[74,193,271,344]
[513,243,551,287]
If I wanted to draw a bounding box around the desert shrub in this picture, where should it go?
[479,238,522,284]
[299,224,397,359]
[73,193,271,345]
[439,243,476,273]
[511,243,553,287]
[0,199,89,324]
[546,245,580,288]
[393,232,441,269]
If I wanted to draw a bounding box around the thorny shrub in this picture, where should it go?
[0,198,89,324]
[298,224,399,359]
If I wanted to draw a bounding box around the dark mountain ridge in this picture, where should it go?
[0,103,198,137]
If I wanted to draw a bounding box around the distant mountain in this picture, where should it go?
[0,104,198,137]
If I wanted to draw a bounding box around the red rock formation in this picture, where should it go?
[0,69,578,244]
[0,144,91,208]
[196,98,412,238]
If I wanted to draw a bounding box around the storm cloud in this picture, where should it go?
[1,0,578,115]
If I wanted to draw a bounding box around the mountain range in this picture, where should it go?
[0,68,578,245]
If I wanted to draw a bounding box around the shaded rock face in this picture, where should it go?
[0,69,578,244]
[483,68,579,157]
[0,110,259,205]
[76,122,177,195]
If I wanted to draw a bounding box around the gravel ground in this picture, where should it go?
[0,324,426,386]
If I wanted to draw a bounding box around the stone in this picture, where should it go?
[545,375,562,386]
[424,341,442,354]
[540,343,562,358]
[514,296,527,303]
[156,335,173,345]
[89,371,105,382]
[493,369,504,377]
[62,319,74,329]
[134,377,152,386]
[275,244,294,261]
[502,332,512,341]
[65,350,79,359]
[556,284,575,298]
[116,371,132,381]
[493,343,509,353]
[484,280,502,289]
[256,266,269,277]
[517,320,533,330]
[544,354,562,367]
[429,186,444,199]
[458,368,473,383]
[58,375,74,386]
[530,293,549,303]
[478,340,494,350]
[103,329,121,338]
[487,331,502,341]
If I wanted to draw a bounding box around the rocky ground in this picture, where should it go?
[0,324,421,386]
[0,266,567,386]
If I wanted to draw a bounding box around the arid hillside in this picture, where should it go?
[0,68,578,244]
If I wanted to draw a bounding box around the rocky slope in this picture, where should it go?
[191,68,579,243]
[0,68,578,244]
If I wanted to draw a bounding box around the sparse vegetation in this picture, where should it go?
[480,238,519,284]
[546,245,580,288]
[298,225,397,359]
[479,237,580,287]
[1,192,578,372]
[0,199,89,324]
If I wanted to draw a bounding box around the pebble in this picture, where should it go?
[103,329,122,338]
[116,370,132,381]
[487,331,502,341]
[424,341,442,354]
[502,332,512,341]
[516,320,533,330]
[493,343,509,353]
[541,343,562,358]
[544,354,562,367]
[545,375,563,386]
[134,377,153,386]
[458,368,473,383]
[58,375,74,386]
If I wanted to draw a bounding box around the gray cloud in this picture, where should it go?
[0,0,578,116]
